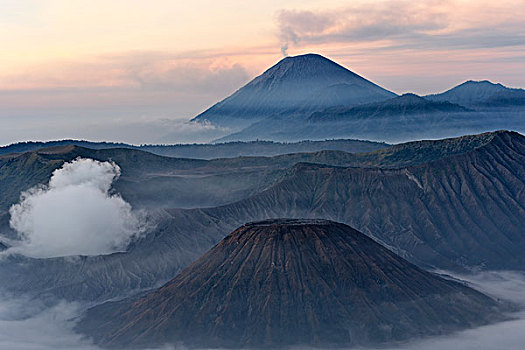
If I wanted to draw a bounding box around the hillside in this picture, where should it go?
[186,131,525,270]
[0,132,504,212]
[308,93,469,122]
[217,91,521,143]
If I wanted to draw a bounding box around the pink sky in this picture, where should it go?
[0,0,524,144]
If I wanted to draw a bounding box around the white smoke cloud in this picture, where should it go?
[7,158,144,258]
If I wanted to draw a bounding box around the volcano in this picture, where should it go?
[192,53,395,128]
[78,219,502,349]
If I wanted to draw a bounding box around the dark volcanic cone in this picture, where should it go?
[78,219,503,349]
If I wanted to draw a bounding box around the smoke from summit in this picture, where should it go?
[8,158,144,258]
[281,42,289,57]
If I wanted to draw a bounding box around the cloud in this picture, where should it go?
[0,111,233,146]
[84,116,232,144]
[7,158,144,258]
[0,291,186,350]
[0,51,250,95]
[0,294,98,350]
[277,0,525,53]
[365,270,525,350]
[0,51,249,145]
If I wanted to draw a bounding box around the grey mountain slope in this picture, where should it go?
[78,220,504,349]
[216,94,474,143]
[426,80,525,107]
[478,89,525,107]
[0,131,500,214]
[0,144,378,212]
[192,53,396,128]
[0,131,523,303]
[308,93,470,122]
[169,131,525,271]
[217,90,524,143]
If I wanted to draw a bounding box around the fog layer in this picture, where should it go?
[0,271,524,350]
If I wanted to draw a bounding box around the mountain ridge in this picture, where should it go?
[202,55,523,143]
[0,131,522,302]
[308,93,470,123]
[0,138,389,159]
[426,80,525,107]
[190,130,525,269]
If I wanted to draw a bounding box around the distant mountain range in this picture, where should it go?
[78,219,503,349]
[190,54,524,143]
[308,93,469,122]
[0,138,387,160]
[0,131,523,303]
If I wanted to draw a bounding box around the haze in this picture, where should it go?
[1,271,525,350]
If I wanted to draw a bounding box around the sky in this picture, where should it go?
[1,0,524,145]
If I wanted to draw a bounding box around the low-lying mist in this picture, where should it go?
[372,271,525,350]
[0,294,96,350]
[0,271,524,350]
[6,158,145,258]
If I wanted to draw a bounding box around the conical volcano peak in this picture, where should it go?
[79,219,503,349]
[283,53,327,60]
[251,53,370,89]
[192,53,396,127]
[268,53,352,76]
[278,53,334,65]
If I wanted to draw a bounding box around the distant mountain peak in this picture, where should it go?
[192,53,396,128]
[395,93,427,103]
[461,80,503,86]
[278,53,333,64]
[247,52,364,88]
[426,80,515,106]
[445,79,508,93]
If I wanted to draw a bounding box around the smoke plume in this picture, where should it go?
[8,158,144,258]
[281,43,289,57]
